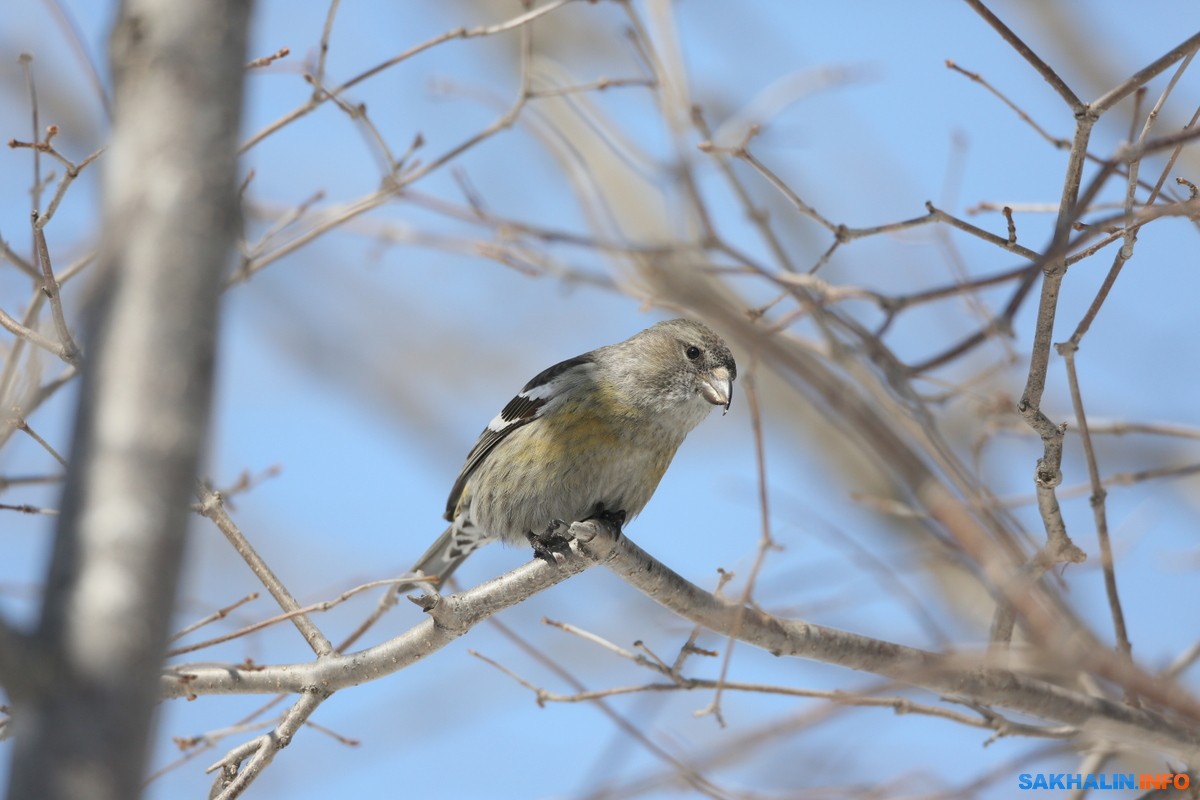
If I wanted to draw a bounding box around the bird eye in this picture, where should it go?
[685,345,701,360]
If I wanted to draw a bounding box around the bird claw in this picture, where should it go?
[570,506,626,544]
[527,508,627,564]
[527,520,573,565]
[583,505,626,530]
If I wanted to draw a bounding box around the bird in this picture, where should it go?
[409,318,737,590]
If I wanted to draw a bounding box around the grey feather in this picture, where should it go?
[407,522,492,590]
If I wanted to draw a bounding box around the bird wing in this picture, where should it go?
[443,354,595,521]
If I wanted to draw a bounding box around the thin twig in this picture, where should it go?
[32,220,81,364]
[239,0,576,154]
[169,593,260,643]
[962,0,1082,110]
[196,485,334,657]
[1055,344,1135,703]
[12,415,66,467]
[208,692,327,800]
[697,364,774,726]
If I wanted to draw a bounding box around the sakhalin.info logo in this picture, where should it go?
[1018,773,1190,791]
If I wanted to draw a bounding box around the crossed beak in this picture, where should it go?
[699,366,734,414]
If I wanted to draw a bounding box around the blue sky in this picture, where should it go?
[3,2,1200,798]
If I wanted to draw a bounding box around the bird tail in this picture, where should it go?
[405,524,482,593]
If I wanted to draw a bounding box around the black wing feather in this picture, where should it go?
[443,354,594,521]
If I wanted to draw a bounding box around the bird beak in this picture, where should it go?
[699,367,734,414]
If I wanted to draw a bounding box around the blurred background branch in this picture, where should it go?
[3,1,249,798]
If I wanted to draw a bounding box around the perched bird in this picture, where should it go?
[410,318,737,589]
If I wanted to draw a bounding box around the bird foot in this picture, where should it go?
[583,505,626,530]
[570,506,626,544]
[527,519,574,565]
[527,508,627,563]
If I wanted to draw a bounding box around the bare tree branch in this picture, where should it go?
[163,521,1200,764]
